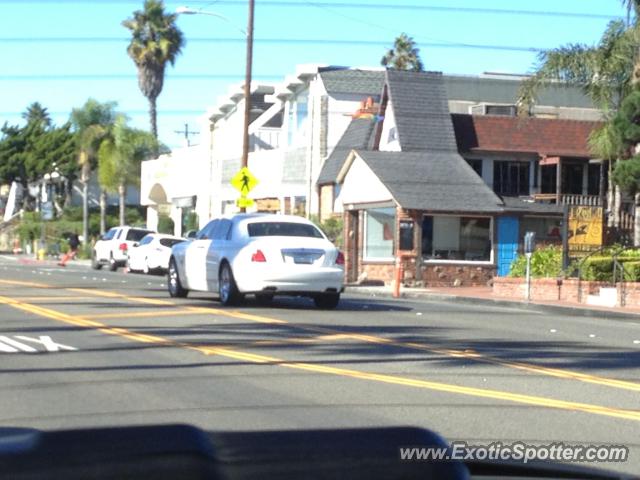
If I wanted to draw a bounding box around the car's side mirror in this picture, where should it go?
[133,242,139,248]
[186,230,198,239]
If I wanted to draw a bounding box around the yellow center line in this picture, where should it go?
[0,279,52,289]
[1,293,638,422]
[10,296,85,302]
[83,309,204,320]
[4,279,640,394]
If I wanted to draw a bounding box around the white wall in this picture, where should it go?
[337,155,393,206]
[378,99,401,152]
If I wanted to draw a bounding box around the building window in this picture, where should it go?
[364,207,396,260]
[422,216,492,261]
[466,158,482,177]
[493,161,529,196]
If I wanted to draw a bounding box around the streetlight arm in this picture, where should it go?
[176,6,247,36]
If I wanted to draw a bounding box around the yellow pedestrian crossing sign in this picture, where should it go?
[231,167,258,195]
[236,196,255,208]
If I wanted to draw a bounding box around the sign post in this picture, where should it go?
[524,231,536,301]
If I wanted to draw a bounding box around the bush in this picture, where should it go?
[184,211,199,232]
[309,215,344,248]
[622,261,640,281]
[157,214,175,234]
[508,246,564,278]
[580,257,614,281]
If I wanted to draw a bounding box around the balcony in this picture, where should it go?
[533,193,602,207]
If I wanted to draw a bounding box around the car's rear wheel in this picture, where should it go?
[314,293,340,310]
[108,254,118,272]
[91,251,102,270]
[219,263,242,306]
[168,258,188,298]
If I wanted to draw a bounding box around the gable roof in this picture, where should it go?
[319,69,385,96]
[451,114,602,157]
[386,70,458,152]
[346,151,503,213]
[317,118,377,185]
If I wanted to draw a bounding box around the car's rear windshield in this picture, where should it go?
[126,229,153,242]
[247,222,323,239]
[159,238,184,248]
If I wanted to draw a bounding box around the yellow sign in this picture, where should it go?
[231,167,259,195]
[568,206,604,255]
[236,196,255,208]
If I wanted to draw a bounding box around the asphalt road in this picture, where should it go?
[0,255,639,476]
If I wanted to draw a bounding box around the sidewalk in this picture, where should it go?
[0,254,92,268]
[345,284,640,321]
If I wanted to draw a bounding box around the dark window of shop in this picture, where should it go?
[588,163,603,196]
[422,216,492,261]
[493,161,529,196]
[466,159,482,177]
[561,162,583,195]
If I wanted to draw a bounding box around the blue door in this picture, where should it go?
[497,216,519,277]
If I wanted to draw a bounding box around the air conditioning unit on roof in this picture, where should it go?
[470,103,517,116]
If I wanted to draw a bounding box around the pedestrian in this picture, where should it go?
[58,232,80,267]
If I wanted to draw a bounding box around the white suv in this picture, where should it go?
[92,226,154,271]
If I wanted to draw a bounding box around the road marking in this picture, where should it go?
[0,279,51,289]
[83,309,204,320]
[2,279,640,394]
[15,335,77,352]
[1,294,640,423]
[0,336,38,353]
[11,296,85,302]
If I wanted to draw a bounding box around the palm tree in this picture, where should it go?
[588,123,624,229]
[518,20,638,115]
[123,0,184,140]
[381,33,424,72]
[22,102,51,129]
[70,99,117,243]
[98,116,158,226]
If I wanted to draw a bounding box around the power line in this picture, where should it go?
[0,0,622,20]
[0,37,546,52]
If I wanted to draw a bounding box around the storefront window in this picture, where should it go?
[364,208,396,260]
[422,216,492,261]
[520,217,562,244]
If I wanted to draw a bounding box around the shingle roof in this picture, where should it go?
[317,118,376,185]
[354,151,504,213]
[386,70,458,152]
[451,114,602,157]
[319,69,385,96]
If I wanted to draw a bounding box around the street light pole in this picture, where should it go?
[240,0,255,213]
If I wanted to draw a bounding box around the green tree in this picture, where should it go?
[610,90,640,244]
[0,105,76,212]
[381,33,424,72]
[123,0,184,139]
[98,115,158,226]
[518,20,638,114]
[70,99,117,240]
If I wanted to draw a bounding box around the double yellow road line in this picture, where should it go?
[1,279,639,422]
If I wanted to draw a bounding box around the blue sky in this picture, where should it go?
[0,0,629,150]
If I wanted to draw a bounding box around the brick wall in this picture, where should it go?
[619,282,640,307]
[494,277,615,304]
[420,264,495,287]
[361,263,395,283]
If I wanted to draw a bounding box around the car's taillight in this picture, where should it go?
[251,249,267,262]
[335,251,345,265]
[119,243,128,252]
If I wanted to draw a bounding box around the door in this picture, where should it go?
[185,220,217,291]
[206,219,232,291]
[497,216,519,277]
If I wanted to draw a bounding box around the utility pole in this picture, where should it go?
[174,123,199,147]
[240,0,255,213]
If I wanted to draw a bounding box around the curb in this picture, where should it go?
[345,287,640,322]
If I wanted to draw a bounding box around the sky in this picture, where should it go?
[0,0,630,150]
